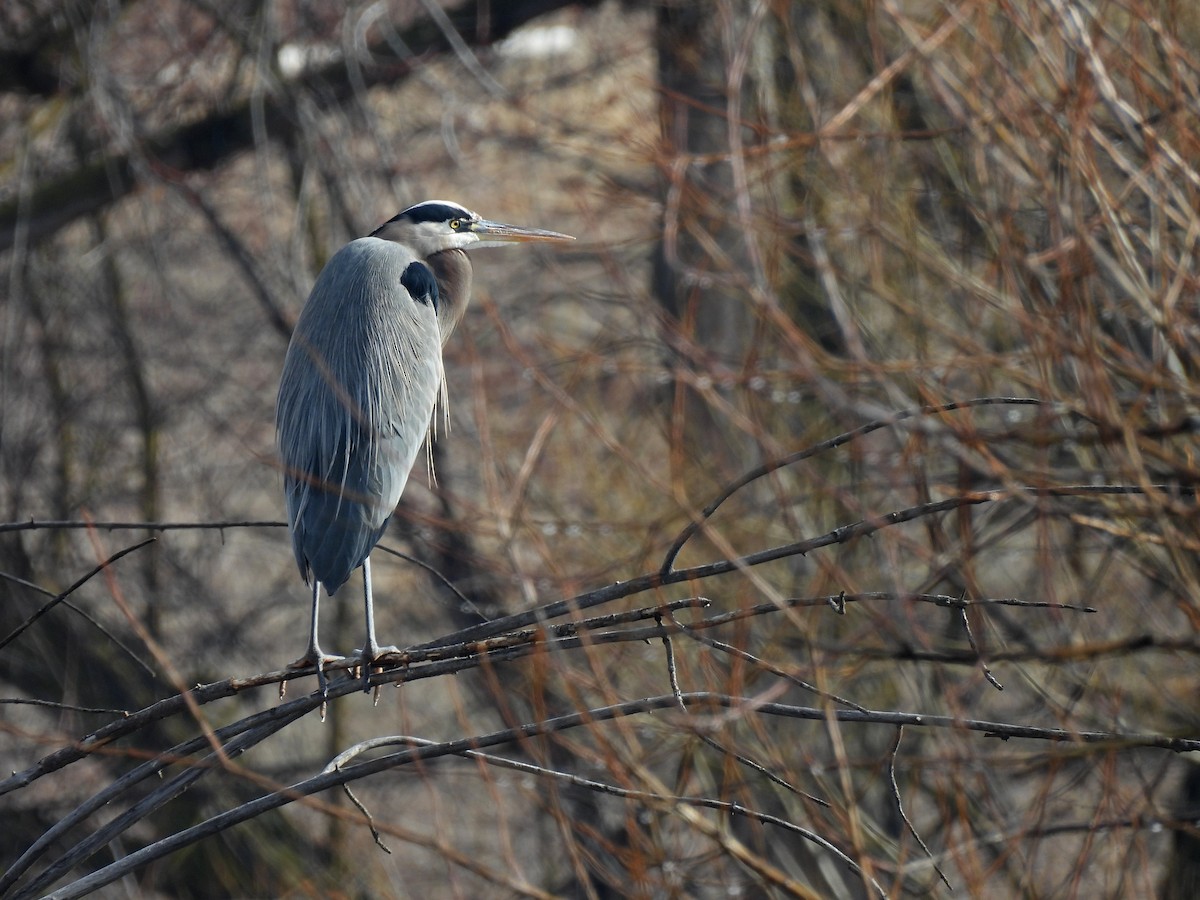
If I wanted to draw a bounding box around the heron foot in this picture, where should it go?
[288,650,347,698]
[352,643,401,692]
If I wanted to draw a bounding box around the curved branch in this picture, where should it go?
[38,691,1200,899]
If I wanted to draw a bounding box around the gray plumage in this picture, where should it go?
[278,237,442,592]
[274,200,573,693]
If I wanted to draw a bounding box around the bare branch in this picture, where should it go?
[34,691,1200,898]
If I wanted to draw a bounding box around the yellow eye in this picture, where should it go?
[450,219,463,230]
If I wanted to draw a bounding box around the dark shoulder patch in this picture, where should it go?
[400,261,439,310]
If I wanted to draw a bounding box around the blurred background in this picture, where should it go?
[3,0,1200,896]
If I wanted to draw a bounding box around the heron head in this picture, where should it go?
[371,200,574,257]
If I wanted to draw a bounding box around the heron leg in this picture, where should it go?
[288,579,342,696]
[359,557,399,690]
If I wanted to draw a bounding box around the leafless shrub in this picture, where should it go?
[2,1,1199,897]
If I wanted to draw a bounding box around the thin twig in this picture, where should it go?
[958,604,1003,690]
[0,698,128,715]
[692,731,831,808]
[0,519,285,534]
[887,726,952,891]
[659,397,1044,573]
[0,569,166,679]
[0,537,157,653]
[678,625,868,712]
[81,524,230,772]
[658,614,686,710]
[377,543,479,613]
[341,783,393,854]
[806,632,1198,665]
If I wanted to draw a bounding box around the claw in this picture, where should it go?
[288,650,345,698]
[353,642,400,693]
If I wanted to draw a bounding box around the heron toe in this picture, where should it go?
[353,643,402,668]
[353,642,401,691]
[288,648,347,696]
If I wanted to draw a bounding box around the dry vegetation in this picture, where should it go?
[3,0,1200,897]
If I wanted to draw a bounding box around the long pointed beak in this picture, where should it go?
[469,219,575,245]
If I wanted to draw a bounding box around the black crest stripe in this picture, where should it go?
[396,202,470,224]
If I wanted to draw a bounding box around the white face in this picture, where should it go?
[408,218,483,255]
[372,202,480,257]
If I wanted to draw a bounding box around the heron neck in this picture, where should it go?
[426,248,472,345]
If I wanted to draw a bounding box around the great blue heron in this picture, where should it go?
[276,200,573,692]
